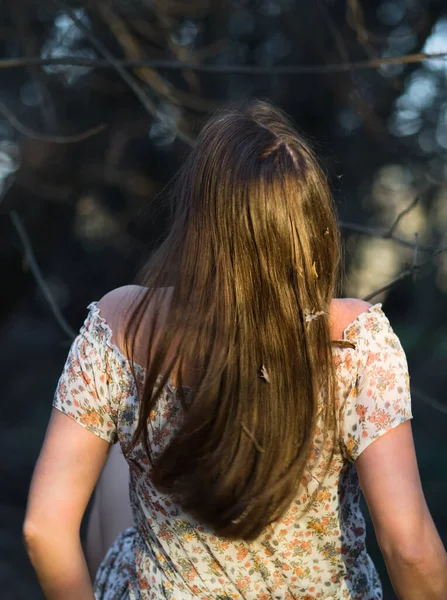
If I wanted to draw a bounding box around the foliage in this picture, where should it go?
[0,1,446,597]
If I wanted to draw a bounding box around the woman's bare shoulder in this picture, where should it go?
[330,297,372,340]
[98,285,174,315]
[97,289,372,336]
[96,285,173,351]
[95,290,372,350]
[98,285,146,314]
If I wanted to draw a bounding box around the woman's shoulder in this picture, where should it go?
[330,297,373,340]
[96,291,376,343]
[94,285,174,363]
[97,285,146,316]
[331,298,401,363]
[92,291,382,357]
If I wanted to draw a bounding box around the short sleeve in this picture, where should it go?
[52,305,120,443]
[340,306,412,461]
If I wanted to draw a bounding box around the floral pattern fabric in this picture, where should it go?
[53,302,412,599]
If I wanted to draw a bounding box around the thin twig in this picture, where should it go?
[0,99,106,143]
[0,51,445,74]
[412,387,447,416]
[153,2,202,94]
[97,3,216,113]
[64,6,195,147]
[412,233,420,272]
[317,0,388,136]
[10,210,76,340]
[19,10,58,133]
[346,0,427,44]
[362,244,447,302]
[317,0,350,63]
[362,270,413,301]
[346,0,377,59]
[97,4,172,97]
[339,220,433,252]
[385,196,420,238]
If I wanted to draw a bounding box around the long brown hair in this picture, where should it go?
[126,100,340,540]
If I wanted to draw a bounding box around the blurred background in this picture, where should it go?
[0,0,446,598]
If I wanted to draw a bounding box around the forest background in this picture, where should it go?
[1,0,447,597]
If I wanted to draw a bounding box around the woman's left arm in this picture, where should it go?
[24,409,110,600]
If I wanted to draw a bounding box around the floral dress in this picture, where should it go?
[53,302,412,600]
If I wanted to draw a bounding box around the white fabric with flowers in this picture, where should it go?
[53,302,412,599]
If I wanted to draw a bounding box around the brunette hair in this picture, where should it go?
[126,100,340,540]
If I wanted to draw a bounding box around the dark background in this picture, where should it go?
[1,1,446,598]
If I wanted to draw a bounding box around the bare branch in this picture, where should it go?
[64,7,158,114]
[0,51,445,74]
[153,3,201,93]
[385,195,420,238]
[317,0,350,63]
[362,243,447,302]
[345,1,428,45]
[362,269,413,301]
[10,210,76,340]
[96,4,173,98]
[346,0,377,58]
[64,6,195,147]
[412,387,447,416]
[412,232,420,271]
[339,220,433,252]
[0,99,106,143]
[18,9,58,133]
[96,3,216,112]
[316,0,391,137]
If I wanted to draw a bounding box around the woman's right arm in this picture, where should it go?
[337,303,447,598]
[356,421,447,599]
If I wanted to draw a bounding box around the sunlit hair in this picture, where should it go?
[125,100,341,540]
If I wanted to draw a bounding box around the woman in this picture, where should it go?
[24,101,447,599]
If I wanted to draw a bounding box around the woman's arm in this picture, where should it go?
[357,421,447,599]
[23,409,111,600]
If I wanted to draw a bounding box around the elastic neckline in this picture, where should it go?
[341,303,383,342]
[86,300,383,388]
[86,301,190,395]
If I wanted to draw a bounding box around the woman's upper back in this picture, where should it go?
[95,285,372,386]
[74,283,412,462]
[52,286,411,598]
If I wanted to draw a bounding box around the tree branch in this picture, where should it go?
[412,387,447,416]
[97,3,215,112]
[346,0,377,59]
[19,10,58,133]
[362,243,447,302]
[64,6,195,147]
[0,51,445,74]
[339,220,433,252]
[10,210,76,340]
[362,269,413,301]
[385,195,420,238]
[0,99,106,143]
